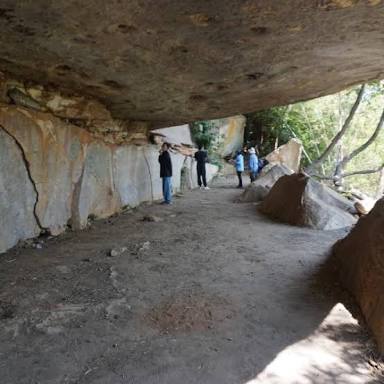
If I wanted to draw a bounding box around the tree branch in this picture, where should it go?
[312,174,334,180]
[306,84,366,173]
[335,107,384,176]
[341,164,384,177]
[312,163,384,180]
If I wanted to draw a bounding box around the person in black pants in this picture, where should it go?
[194,145,209,190]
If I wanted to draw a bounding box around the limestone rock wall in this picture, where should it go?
[0,106,217,253]
[215,115,246,157]
[0,129,40,252]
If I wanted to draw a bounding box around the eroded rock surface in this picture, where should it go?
[215,115,246,157]
[265,139,303,173]
[0,129,40,253]
[0,105,218,252]
[333,198,384,354]
[0,1,383,124]
[259,173,357,230]
[239,164,293,203]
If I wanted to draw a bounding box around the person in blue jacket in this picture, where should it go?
[234,150,244,188]
[248,147,259,182]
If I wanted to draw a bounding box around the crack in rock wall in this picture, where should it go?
[0,105,220,253]
[0,128,40,253]
[0,124,45,231]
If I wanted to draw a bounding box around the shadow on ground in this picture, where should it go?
[0,178,382,383]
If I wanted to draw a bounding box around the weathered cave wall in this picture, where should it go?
[0,1,383,124]
[0,106,218,253]
[0,128,40,250]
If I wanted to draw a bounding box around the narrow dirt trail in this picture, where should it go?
[0,177,381,384]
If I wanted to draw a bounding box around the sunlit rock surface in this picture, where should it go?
[266,139,303,173]
[215,115,246,157]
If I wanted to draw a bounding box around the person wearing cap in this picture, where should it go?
[248,147,259,182]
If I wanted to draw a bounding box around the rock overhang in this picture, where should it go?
[0,0,383,125]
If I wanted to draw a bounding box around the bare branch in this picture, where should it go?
[312,163,384,180]
[335,107,384,176]
[306,84,366,173]
[341,164,384,178]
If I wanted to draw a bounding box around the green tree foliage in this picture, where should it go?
[190,120,217,149]
[190,120,225,168]
[245,82,384,196]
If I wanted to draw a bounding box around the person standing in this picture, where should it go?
[194,145,209,190]
[248,147,259,182]
[234,150,244,188]
[158,143,173,204]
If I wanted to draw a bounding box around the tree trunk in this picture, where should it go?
[306,84,366,174]
[334,106,384,182]
[376,168,384,199]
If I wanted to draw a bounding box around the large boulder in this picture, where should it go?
[239,164,293,203]
[333,198,384,354]
[259,173,357,230]
[265,139,303,172]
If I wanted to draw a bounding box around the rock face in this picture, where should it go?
[259,173,357,230]
[0,2,383,124]
[265,139,303,172]
[215,116,246,157]
[333,199,384,354]
[0,129,40,253]
[354,197,376,215]
[150,125,195,156]
[0,105,218,253]
[239,164,293,203]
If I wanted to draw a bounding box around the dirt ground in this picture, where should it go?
[0,177,383,384]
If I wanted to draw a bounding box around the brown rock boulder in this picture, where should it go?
[333,198,384,354]
[239,164,293,203]
[259,173,357,230]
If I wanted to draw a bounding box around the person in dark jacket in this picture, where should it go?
[194,144,209,190]
[158,143,173,204]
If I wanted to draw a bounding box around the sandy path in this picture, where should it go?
[0,177,382,384]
